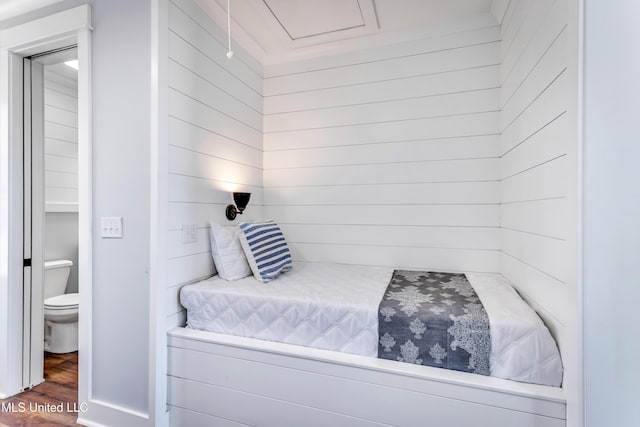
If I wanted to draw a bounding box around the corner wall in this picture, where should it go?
[496,1,581,425]
[496,0,571,364]
[262,26,502,273]
[165,0,264,328]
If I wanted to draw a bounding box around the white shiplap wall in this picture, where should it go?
[166,0,264,328]
[44,68,78,211]
[498,0,570,354]
[262,26,501,273]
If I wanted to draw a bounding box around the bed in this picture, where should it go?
[169,262,566,426]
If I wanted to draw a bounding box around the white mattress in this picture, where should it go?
[180,262,563,386]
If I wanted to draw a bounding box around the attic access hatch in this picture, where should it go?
[263,0,376,41]
[213,0,380,49]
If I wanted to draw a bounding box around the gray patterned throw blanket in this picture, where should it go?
[378,270,490,375]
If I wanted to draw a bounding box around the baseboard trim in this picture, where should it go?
[76,399,150,427]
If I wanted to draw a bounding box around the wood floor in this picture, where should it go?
[0,352,80,427]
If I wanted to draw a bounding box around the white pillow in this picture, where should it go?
[238,221,292,283]
[209,224,252,281]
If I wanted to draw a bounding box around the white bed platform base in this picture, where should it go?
[167,328,566,427]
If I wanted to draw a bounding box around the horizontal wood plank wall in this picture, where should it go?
[498,0,569,357]
[167,330,567,427]
[262,26,501,273]
[44,69,78,210]
[166,0,264,329]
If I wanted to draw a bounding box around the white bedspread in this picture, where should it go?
[180,262,563,386]
[466,273,563,386]
[181,262,392,357]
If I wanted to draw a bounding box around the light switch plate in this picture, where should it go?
[182,224,198,243]
[101,217,123,238]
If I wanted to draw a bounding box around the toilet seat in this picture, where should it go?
[44,292,79,310]
[44,293,78,325]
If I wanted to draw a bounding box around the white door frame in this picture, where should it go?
[0,5,92,401]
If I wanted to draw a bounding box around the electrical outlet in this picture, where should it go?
[101,217,123,238]
[182,224,198,243]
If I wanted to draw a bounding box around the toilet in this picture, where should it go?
[43,260,79,353]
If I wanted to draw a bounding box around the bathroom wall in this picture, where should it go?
[44,213,78,293]
[44,66,78,211]
[43,63,79,293]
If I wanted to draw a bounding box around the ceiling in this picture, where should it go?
[37,47,78,82]
[1,0,500,66]
[46,61,78,83]
[196,0,497,65]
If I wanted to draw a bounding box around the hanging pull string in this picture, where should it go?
[226,0,234,58]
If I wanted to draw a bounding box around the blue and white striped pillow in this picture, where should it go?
[238,221,292,283]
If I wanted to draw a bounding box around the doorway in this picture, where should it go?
[0,46,82,426]
[24,44,80,387]
[0,6,92,419]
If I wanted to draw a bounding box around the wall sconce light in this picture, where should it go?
[226,192,251,220]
